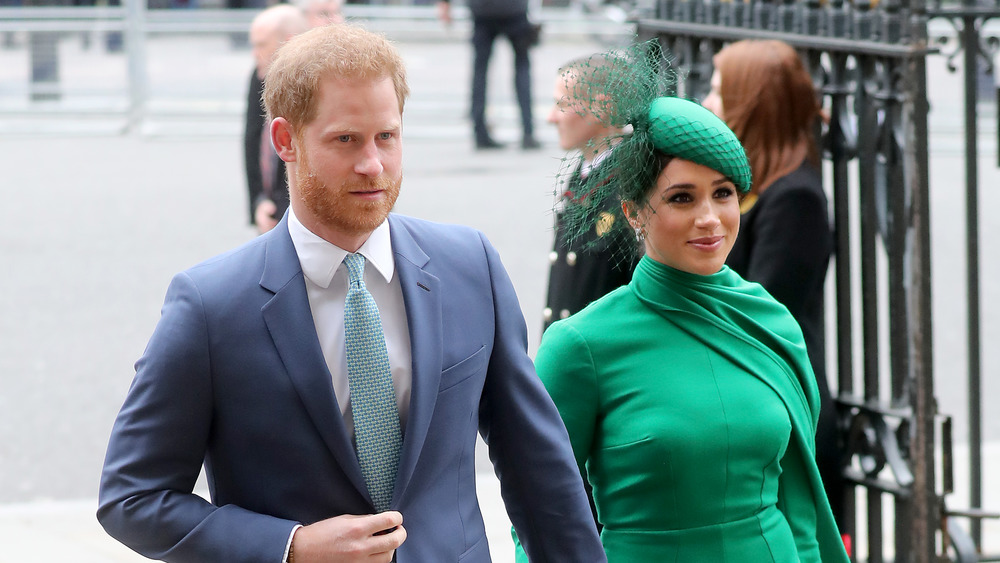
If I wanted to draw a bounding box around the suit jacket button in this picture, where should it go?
[559,309,571,319]
[548,251,559,264]
[566,251,577,266]
[543,307,553,321]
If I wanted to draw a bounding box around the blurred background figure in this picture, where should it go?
[226,0,268,47]
[227,0,267,9]
[436,0,540,150]
[542,53,638,334]
[301,0,344,28]
[244,3,308,234]
[702,38,847,544]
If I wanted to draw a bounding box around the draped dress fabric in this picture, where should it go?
[725,160,845,528]
[533,256,848,562]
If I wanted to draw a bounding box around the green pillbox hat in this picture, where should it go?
[646,97,752,194]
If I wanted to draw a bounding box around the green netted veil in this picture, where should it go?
[554,39,751,261]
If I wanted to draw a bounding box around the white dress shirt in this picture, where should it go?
[286,209,412,435]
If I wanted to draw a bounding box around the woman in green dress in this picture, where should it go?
[515,43,848,563]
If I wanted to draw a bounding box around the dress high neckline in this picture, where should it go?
[631,255,745,306]
[636,255,731,283]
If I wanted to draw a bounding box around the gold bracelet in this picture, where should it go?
[287,538,295,563]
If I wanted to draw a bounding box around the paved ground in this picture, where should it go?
[0,20,998,562]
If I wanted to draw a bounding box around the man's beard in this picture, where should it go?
[296,161,401,238]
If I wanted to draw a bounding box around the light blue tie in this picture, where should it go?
[343,253,402,513]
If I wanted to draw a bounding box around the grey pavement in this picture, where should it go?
[0,24,999,562]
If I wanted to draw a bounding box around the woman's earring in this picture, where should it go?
[634,226,645,242]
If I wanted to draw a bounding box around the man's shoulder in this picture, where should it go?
[390,213,478,233]
[180,232,271,287]
[389,214,485,248]
[389,214,504,278]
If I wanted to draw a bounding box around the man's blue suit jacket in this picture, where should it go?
[98,213,606,563]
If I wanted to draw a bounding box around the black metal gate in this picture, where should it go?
[636,0,997,560]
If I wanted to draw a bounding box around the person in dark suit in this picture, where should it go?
[244,4,308,233]
[98,24,606,563]
[542,54,638,333]
[703,38,847,542]
[436,0,540,150]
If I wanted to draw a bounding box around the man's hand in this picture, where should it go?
[254,200,279,233]
[292,512,406,563]
[436,1,451,25]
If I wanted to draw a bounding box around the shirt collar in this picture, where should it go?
[580,145,614,179]
[288,208,395,289]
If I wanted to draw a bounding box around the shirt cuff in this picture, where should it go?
[283,524,302,563]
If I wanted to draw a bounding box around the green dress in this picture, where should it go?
[514,257,847,562]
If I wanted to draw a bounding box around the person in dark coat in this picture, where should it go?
[542,54,639,333]
[244,4,308,233]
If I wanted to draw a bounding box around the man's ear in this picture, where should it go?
[270,117,297,163]
[592,93,613,119]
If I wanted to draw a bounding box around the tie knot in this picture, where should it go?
[344,253,366,287]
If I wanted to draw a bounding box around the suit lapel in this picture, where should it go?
[259,218,370,501]
[388,216,443,504]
